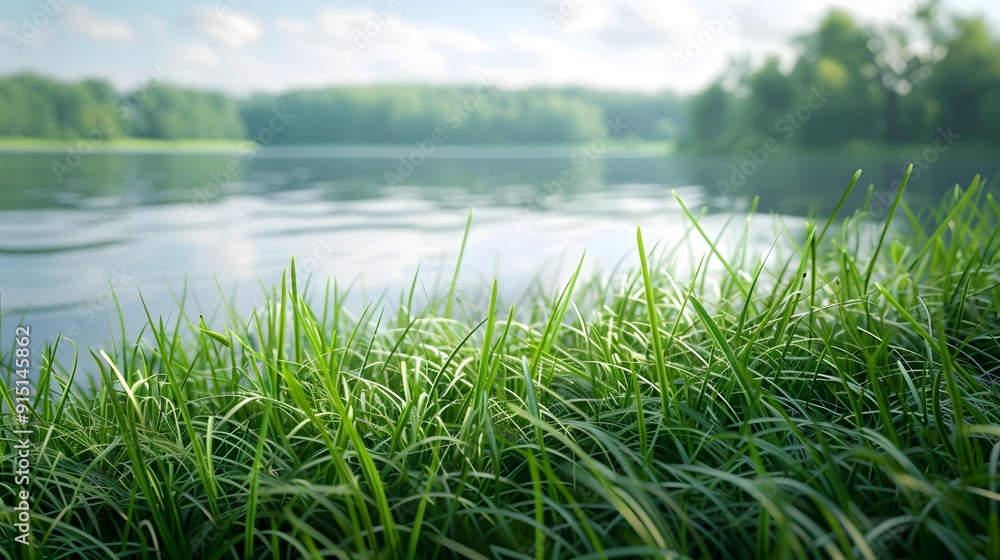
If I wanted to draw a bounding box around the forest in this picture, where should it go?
[686,6,1000,151]
[0,5,997,149]
[0,73,685,145]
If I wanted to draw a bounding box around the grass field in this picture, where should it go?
[2,167,999,559]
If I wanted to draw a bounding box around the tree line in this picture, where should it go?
[0,73,245,141]
[0,73,686,145]
[686,2,1000,151]
[1,2,996,149]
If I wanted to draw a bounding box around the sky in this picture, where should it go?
[1,0,997,96]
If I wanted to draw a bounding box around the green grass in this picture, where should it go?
[2,168,1000,558]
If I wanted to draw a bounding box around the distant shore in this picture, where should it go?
[0,137,251,153]
[5,137,996,160]
[0,137,675,155]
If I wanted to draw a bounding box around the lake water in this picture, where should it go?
[0,145,995,360]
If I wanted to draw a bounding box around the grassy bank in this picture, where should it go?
[2,168,999,558]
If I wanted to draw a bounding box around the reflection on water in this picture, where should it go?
[0,146,994,356]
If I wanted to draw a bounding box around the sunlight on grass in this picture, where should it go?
[2,169,999,558]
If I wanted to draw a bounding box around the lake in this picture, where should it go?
[0,145,995,361]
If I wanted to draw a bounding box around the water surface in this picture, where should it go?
[0,145,994,359]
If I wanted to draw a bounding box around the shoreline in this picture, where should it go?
[0,137,675,155]
[1,172,997,557]
[3,137,996,158]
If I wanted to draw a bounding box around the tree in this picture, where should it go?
[688,83,736,150]
[925,16,1000,141]
[788,10,885,145]
[865,0,949,143]
[747,57,795,137]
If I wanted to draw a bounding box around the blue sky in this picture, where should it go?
[1,0,997,95]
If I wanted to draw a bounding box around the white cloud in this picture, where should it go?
[175,41,220,67]
[189,7,261,51]
[543,0,704,47]
[418,26,491,55]
[501,33,652,90]
[274,17,310,38]
[0,18,14,43]
[176,7,685,93]
[143,15,169,42]
[0,19,17,55]
[616,0,705,43]
[271,8,490,82]
[62,6,134,42]
[9,0,997,96]
[302,9,490,55]
[1,16,55,53]
[545,1,611,33]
